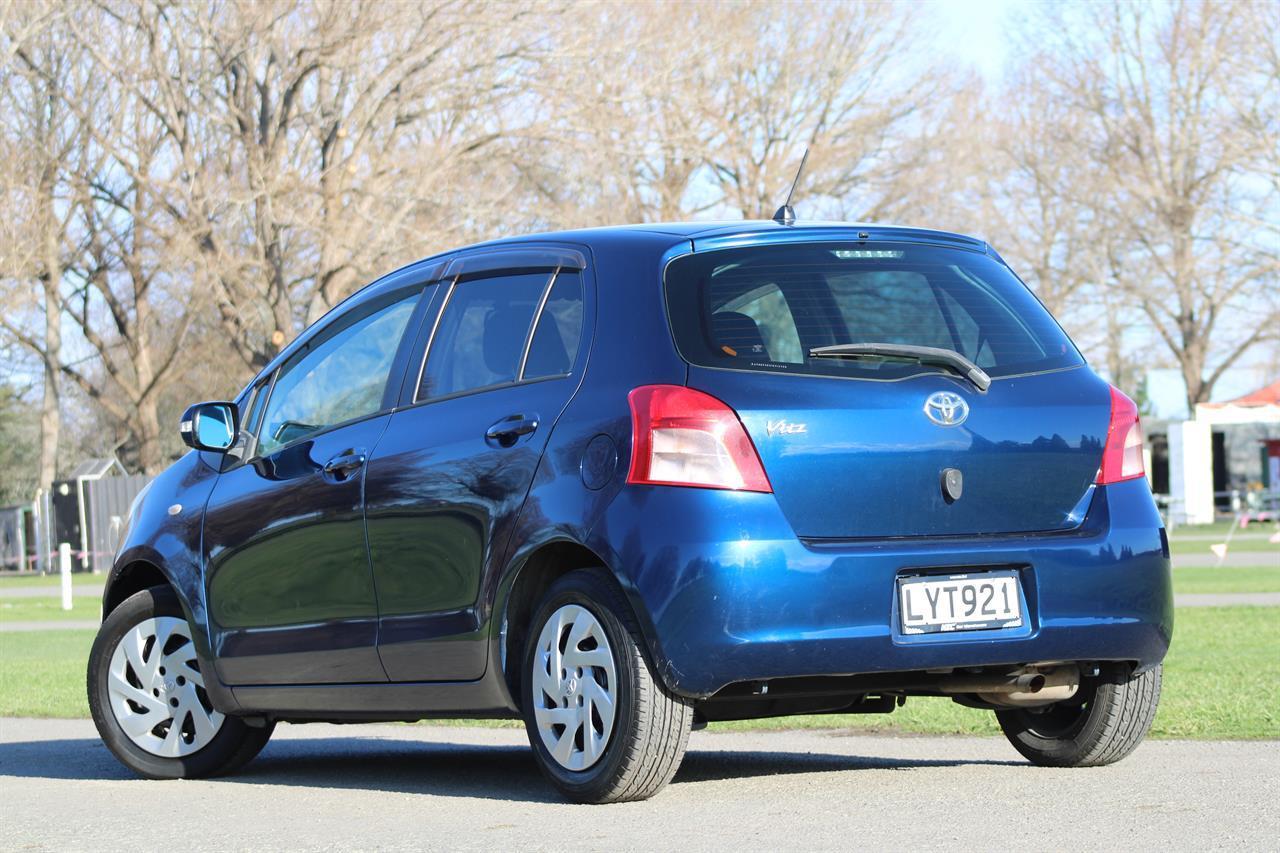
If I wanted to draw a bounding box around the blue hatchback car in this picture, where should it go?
[89,221,1172,803]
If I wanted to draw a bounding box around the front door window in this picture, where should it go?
[258,295,418,455]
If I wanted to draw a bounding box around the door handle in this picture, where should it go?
[322,451,367,479]
[485,414,539,448]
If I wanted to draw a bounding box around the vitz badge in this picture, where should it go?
[767,419,807,437]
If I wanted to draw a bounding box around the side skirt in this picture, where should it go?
[230,675,518,722]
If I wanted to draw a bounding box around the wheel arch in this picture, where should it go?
[496,538,668,711]
[101,553,242,715]
[102,559,172,619]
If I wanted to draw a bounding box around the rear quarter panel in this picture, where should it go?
[495,233,692,677]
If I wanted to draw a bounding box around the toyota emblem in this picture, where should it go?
[923,391,969,427]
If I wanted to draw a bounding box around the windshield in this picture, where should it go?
[664,242,1082,382]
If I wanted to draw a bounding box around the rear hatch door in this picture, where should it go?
[687,365,1108,538]
[665,238,1111,539]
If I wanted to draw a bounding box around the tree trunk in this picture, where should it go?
[1181,355,1209,416]
[37,183,61,489]
[133,396,164,475]
[38,343,59,488]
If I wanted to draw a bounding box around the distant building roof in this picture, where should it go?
[1195,380,1280,426]
[67,458,126,479]
[1200,380,1280,409]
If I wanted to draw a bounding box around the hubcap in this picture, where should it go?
[531,604,618,771]
[107,616,224,757]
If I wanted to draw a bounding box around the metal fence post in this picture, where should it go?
[59,542,73,611]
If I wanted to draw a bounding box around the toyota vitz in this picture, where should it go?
[89,221,1172,803]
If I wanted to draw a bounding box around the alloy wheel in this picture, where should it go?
[531,603,618,771]
[107,616,224,757]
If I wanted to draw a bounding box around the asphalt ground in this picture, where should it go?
[1,718,1276,851]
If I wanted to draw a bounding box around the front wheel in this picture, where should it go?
[88,586,273,778]
[996,664,1161,767]
[521,569,693,803]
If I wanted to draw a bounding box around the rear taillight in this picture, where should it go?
[1097,386,1145,484]
[626,385,772,492]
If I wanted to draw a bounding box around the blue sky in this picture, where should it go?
[931,0,1023,80]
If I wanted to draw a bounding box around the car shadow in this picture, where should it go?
[675,746,1020,783]
[0,736,1020,802]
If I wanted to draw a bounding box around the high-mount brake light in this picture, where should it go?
[1097,386,1146,484]
[627,385,772,493]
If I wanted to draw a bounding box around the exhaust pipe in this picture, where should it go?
[939,672,1046,694]
[940,665,1081,708]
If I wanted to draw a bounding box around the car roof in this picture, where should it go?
[371,221,992,291]
[461,219,989,251]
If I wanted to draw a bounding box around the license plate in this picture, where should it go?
[898,570,1023,635]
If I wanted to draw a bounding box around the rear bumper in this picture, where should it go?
[592,478,1173,699]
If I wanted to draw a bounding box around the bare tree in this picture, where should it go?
[700,1,946,220]
[0,4,93,486]
[523,1,950,226]
[71,0,549,373]
[58,122,201,473]
[1032,0,1279,411]
[517,2,719,225]
[4,5,207,473]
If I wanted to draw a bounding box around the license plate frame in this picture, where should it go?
[897,569,1024,635]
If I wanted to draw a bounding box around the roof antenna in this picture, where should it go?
[772,147,810,225]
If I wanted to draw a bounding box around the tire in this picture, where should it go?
[88,586,274,779]
[521,568,693,803]
[996,664,1161,767]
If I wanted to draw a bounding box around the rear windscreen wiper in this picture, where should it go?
[808,343,992,392]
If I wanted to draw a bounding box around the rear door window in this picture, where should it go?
[523,270,585,380]
[665,242,1080,381]
[417,272,551,400]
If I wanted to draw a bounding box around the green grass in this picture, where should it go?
[1167,520,1276,537]
[3,608,1277,738]
[1148,607,1279,739]
[1173,565,1280,594]
[0,595,100,623]
[1168,538,1278,557]
[0,572,106,589]
[0,629,94,718]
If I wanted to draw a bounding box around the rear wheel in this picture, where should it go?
[88,587,273,778]
[521,568,692,803]
[996,664,1161,767]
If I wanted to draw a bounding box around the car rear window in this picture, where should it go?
[664,242,1082,381]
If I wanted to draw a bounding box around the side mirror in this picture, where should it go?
[180,401,239,453]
